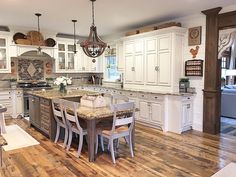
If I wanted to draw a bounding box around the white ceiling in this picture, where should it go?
[0,0,236,37]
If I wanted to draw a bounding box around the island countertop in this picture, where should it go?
[27,89,99,99]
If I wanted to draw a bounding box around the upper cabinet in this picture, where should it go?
[123,27,186,93]
[0,32,11,73]
[55,38,102,73]
[55,40,78,73]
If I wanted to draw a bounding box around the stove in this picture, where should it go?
[18,82,52,117]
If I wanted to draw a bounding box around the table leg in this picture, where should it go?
[87,119,96,162]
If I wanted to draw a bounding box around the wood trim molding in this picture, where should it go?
[202,7,221,134]
[202,7,236,134]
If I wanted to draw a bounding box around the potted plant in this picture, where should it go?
[179,77,190,93]
[9,78,17,88]
[54,76,72,93]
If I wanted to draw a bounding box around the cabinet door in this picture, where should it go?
[16,93,23,115]
[117,43,124,71]
[182,101,192,127]
[139,101,150,121]
[146,38,157,53]
[158,35,171,51]
[125,42,134,55]
[134,54,144,84]
[134,40,144,54]
[146,53,158,85]
[150,102,162,124]
[125,55,134,83]
[58,43,66,70]
[158,51,171,86]
[34,97,41,127]
[0,37,10,73]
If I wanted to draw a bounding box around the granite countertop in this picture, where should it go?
[0,87,23,91]
[71,84,195,96]
[27,89,99,99]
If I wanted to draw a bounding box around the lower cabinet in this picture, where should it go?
[80,86,193,134]
[139,99,163,129]
[29,95,40,128]
[29,95,54,138]
[168,96,193,134]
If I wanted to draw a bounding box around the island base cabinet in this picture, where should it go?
[167,96,193,134]
[29,95,40,129]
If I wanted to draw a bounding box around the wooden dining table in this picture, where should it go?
[76,105,135,162]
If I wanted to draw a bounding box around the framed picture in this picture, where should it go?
[188,26,202,46]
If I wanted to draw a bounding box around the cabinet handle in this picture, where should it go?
[155,66,159,71]
[187,104,191,109]
[32,100,34,102]
[9,97,11,99]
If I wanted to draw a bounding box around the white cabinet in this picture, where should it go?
[168,95,193,134]
[116,42,124,71]
[55,41,78,73]
[0,90,23,119]
[123,27,186,93]
[0,33,11,73]
[124,40,144,84]
[138,94,164,128]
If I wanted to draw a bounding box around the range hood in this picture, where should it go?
[10,44,56,59]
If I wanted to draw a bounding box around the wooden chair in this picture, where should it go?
[96,101,135,164]
[63,100,87,158]
[52,99,68,148]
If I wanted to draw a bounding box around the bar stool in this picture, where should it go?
[0,105,7,134]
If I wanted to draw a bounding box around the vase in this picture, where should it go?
[59,83,67,93]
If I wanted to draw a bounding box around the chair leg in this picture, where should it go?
[0,146,2,167]
[100,135,104,151]
[54,124,60,143]
[67,130,73,151]
[110,138,116,164]
[129,135,134,158]
[63,128,68,148]
[124,136,129,145]
[77,133,83,158]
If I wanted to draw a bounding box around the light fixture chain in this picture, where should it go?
[37,15,40,33]
[92,0,95,25]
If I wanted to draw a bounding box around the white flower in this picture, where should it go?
[54,76,72,86]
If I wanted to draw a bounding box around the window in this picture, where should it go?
[105,54,120,81]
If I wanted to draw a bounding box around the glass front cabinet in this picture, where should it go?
[56,41,78,73]
[0,33,11,73]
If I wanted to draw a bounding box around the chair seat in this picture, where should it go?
[102,126,129,136]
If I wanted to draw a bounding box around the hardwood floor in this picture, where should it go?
[1,118,236,177]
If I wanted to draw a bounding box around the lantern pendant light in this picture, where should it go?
[80,0,107,61]
[72,20,77,54]
[35,13,42,55]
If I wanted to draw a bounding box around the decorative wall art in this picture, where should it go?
[188,26,202,46]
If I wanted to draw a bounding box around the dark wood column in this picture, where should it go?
[202,7,222,134]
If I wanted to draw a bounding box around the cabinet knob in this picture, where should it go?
[155,66,159,71]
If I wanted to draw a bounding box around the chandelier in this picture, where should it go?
[35,13,42,55]
[72,19,77,54]
[80,0,107,61]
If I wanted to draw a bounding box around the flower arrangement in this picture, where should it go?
[54,76,72,93]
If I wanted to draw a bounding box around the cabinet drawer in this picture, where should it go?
[138,93,149,99]
[40,98,50,106]
[125,92,137,98]
[0,95,12,100]
[181,96,192,101]
[149,94,164,101]
[0,91,11,95]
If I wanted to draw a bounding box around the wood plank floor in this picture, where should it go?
[1,118,236,177]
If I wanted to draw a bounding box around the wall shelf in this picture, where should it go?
[185,59,203,76]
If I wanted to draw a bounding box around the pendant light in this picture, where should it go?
[80,0,107,61]
[72,20,77,54]
[35,13,42,55]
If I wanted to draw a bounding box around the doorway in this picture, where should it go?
[202,8,236,134]
[219,29,236,135]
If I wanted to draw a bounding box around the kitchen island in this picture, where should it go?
[28,89,99,140]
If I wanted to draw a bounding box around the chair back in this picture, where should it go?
[52,99,66,125]
[113,94,129,104]
[111,101,135,133]
[63,100,82,130]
